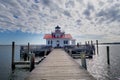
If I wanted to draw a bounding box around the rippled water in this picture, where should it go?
[75,44,120,80]
[0,45,120,80]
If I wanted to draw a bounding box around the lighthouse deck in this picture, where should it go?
[25,49,96,80]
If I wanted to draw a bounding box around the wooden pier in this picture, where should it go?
[25,49,96,80]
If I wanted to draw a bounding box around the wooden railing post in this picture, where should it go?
[81,52,87,70]
[44,50,47,57]
[30,53,35,72]
[11,42,15,71]
[91,40,93,45]
[69,49,72,57]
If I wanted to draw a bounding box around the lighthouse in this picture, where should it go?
[44,26,75,47]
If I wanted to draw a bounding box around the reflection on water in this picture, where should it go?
[75,45,120,80]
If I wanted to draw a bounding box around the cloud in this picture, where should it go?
[83,2,94,18]
[96,2,120,24]
[0,0,120,43]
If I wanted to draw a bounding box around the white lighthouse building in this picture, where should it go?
[44,26,75,48]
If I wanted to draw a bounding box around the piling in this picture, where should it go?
[69,49,72,57]
[96,40,99,54]
[28,42,30,60]
[88,41,90,45]
[107,46,110,65]
[91,40,93,45]
[11,42,15,71]
[91,40,95,55]
[30,53,35,72]
[81,52,87,70]
[44,50,47,57]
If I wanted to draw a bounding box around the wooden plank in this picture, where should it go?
[14,57,45,65]
[25,49,96,80]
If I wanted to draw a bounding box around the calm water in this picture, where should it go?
[75,44,120,80]
[0,45,29,80]
[0,45,120,80]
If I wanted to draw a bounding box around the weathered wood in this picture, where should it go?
[14,57,45,65]
[25,49,96,80]
[69,49,72,57]
[11,41,15,71]
[30,53,35,72]
[91,40,93,45]
[81,52,87,70]
[88,41,90,45]
[107,46,110,65]
[44,50,47,57]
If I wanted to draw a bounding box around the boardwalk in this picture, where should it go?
[25,49,96,80]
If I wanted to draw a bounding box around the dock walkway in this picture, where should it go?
[25,49,96,80]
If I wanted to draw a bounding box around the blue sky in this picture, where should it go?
[0,0,120,44]
[0,30,45,45]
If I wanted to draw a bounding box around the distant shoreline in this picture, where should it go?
[0,44,46,46]
[98,42,120,45]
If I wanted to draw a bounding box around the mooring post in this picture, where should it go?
[91,40,93,45]
[88,41,90,45]
[85,41,87,45]
[28,42,30,60]
[91,40,95,55]
[96,40,99,55]
[30,53,35,72]
[44,50,47,57]
[11,41,15,71]
[107,46,110,65]
[81,52,87,70]
[69,49,72,57]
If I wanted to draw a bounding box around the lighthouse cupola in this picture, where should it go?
[55,25,61,33]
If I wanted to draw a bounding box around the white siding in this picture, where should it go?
[46,39,70,47]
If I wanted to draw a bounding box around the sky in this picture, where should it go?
[0,0,120,45]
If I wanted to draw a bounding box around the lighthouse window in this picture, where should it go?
[64,41,65,44]
[51,40,52,44]
[64,40,68,44]
[48,40,50,44]
[66,41,68,44]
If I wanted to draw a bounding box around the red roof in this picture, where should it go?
[44,34,72,39]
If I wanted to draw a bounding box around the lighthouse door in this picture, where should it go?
[56,40,60,47]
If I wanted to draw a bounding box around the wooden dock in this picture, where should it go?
[25,49,96,80]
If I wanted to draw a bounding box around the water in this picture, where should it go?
[0,45,29,80]
[0,45,120,80]
[75,44,120,80]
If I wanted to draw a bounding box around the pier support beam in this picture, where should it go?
[11,41,15,71]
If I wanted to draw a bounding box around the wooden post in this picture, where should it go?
[96,40,99,54]
[85,41,87,45]
[69,49,72,57]
[107,46,110,65]
[91,40,93,45]
[88,41,90,45]
[11,42,15,71]
[91,40,95,55]
[28,42,30,60]
[30,53,35,72]
[44,50,47,57]
[81,52,87,70]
